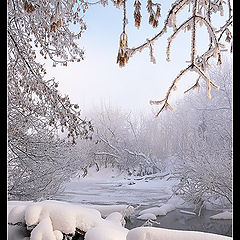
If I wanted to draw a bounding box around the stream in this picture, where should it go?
[8,171,232,239]
[125,207,232,237]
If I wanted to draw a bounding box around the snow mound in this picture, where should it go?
[8,200,232,240]
[139,203,175,216]
[106,212,126,226]
[85,221,128,240]
[126,227,232,240]
[30,217,63,240]
[138,195,188,218]
[8,200,103,236]
[8,201,132,240]
[8,204,29,224]
[137,213,157,220]
[83,204,134,218]
[210,211,232,220]
[85,211,129,240]
[8,201,32,215]
[138,207,159,216]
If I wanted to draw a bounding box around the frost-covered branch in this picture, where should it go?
[113,0,232,116]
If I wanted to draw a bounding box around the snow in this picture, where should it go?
[30,217,63,240]
[8,200,104,235]
[210,211,232,220]
[85,222,128,240]
[85,213,129,240]
[179,210,196,215]
[138,203,176,216]
[105,212,126,226]
[55,167,180,206]
[126,227,232,240]
[81,204,134,218]
[137,213,157,220]
[8,204,29,225]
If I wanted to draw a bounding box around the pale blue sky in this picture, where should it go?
[45,0,232,116]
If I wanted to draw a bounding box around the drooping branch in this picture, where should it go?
[114,0,232,116]
[150,64,192,117]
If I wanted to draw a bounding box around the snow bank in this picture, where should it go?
[138,203,175,216]
[30,217,63,240]
[8,201,32,215]
[85,212,129,240]
[85,221,128,240]
[8,201,130,240]
[210,211,232,220]
[8,204,29,224]
[8,200,104,236]
[83,204,134,218]
[137,213,157,220]
[137,195,190,218]
[106,212,125,226]
[8,200,232,240]
[126,227,232,240]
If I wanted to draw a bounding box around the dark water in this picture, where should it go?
[125,207,232,237]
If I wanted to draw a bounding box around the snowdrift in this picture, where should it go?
[8,200,232,240]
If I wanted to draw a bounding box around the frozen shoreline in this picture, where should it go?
[8,167,232,240]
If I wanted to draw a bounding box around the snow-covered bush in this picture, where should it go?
[171,62,232,211]
[8,131,83,200]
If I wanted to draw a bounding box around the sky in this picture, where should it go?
[44,0,232,117]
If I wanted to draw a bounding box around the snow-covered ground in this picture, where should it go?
[8,167,232,240]
[53,167,181,207]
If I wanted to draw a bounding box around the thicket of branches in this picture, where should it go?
[72,106,168,178]
[169,61,232,211]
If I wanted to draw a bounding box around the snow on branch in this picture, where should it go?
[150,65,192,117]
[114,0,232,116]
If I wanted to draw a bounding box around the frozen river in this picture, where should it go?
[52,168,232,237]
[53,176,174,206]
